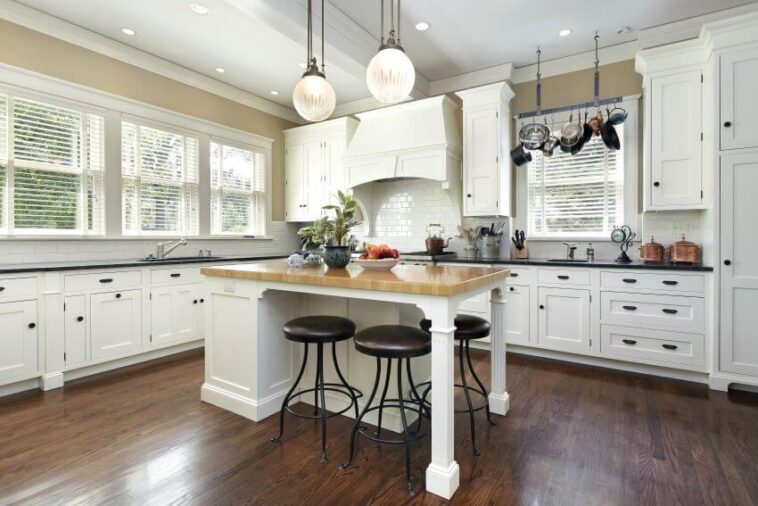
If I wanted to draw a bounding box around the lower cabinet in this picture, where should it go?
[537,287,591,353]
[90,289,142,361]
[151,284,201,345]
[505,285,530,345]
[0,300,38,383]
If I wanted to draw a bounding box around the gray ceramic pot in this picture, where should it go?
[322,246,351,269]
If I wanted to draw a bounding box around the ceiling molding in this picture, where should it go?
[0,0,303,123]
[428,63,512,96]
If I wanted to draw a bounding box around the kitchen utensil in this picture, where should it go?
[519,48,549,150]
[425,224,450,255]
[560,111,582,148]
[581,110,593,143]
[510,142,532,166]
[611,225,636,263]
[542,116,561,156]
[479,234,501,259]
[589,110,604,137]
[668,235,701,264]
[639,236,665,263]
[571,112,588,155]
[512,230,528,259]
[607,106,628,125]
[601,116,621,150]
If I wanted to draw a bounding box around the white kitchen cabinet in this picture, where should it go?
[456,82,514,217]
[90,289,142,361]
[64,295,88,367]
[284,117,359,222]
[538,287,591,353]
[720,151,758,377]
[720,46,758,150]
[151,284,200,345]
[505,285,530,345]
[0,300,38,383]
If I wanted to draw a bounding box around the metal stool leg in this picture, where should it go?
[316,342,328,462]
[466,339,496,426]
[271,343,309,442]
[375,358,393,438]
[332,342,359,419]
[406,358,429,434]
[459,341,480,456]
[340,357,381,470]
[397,358,417,495]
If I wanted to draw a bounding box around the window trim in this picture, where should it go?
[515,96,640,242]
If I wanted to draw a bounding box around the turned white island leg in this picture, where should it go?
[423,298,460,499]
[489,284,510,415]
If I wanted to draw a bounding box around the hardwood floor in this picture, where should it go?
[2,349,758,506]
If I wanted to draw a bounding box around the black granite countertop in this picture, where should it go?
[0,254,288,274]
[437,255,714,272]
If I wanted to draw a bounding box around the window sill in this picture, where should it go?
[525,236,614,242]
[0,235,275,241]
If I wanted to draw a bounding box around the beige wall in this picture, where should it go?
[0,19,297,221]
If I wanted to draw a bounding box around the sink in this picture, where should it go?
[547,258,589,263]
[143,256,220,262]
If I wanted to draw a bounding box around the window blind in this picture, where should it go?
[122,121,199,235]
[528,128,624,238]
[210,140,266,235]
[0,94,104,235]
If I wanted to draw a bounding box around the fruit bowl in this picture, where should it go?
[352,258,400,271]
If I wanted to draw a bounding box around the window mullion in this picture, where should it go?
[7,96,15,235]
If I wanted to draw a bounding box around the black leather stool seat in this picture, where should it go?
[282,316,356,343]
[354,325,431,358]
[420,314,491,340]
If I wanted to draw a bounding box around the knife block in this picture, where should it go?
[514,242,529,259]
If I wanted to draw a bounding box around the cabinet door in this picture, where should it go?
[720,152,758,376]
[505,286,530,345]
[721,46,758,150]
[538,287,590,353]
[90,289,142,360]
[0,300,38,383]
[285,143,307,222]
[64,295,88,367]
[151,285,199,345]
[649,71,702,208]
[305,140,325,220]
[463,107,500,216]
[323,137,346,206]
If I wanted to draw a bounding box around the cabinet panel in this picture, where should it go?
[721,46,758,150]
[463,107,499,216]
[537,268,590,286]
[600,270,704,294]
[649,71,702,208]
[323,137,346,206]
[151,284,199,345]
[305,140,325,218]
[90,289,142,360]
[538,287,590,353]
[0,300,38,383]
[601,325,703,369]
[505,285,530,345]
[151,267,203,285]
[600,292,704,333]
[285,143,307,222]
[0,276,37,303]
[64,295,88,367]
[64,270,142,293]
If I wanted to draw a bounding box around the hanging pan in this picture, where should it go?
[518,48,549,150]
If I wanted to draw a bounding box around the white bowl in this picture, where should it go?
[352,258,399,271]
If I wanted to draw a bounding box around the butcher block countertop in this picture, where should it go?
[201,260,509,296]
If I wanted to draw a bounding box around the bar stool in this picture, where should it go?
[271,315,362,463]
[420,314,495,456]
[339,325,431,496]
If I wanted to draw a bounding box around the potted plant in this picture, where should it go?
[320,191,361,268]
[297,215,328,255]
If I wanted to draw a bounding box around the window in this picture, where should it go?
[527,126,624,238]
[210,140,266,236]
[0,93,105,235]
[121,120,199,236]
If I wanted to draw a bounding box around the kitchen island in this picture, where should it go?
[200,260,510,499]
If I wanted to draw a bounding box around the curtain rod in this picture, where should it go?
[518,96,623,120]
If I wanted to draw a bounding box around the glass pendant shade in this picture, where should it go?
[292,73,336,122]
[366,47,415,104]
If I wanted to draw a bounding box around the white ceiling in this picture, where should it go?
[10,0,758,110]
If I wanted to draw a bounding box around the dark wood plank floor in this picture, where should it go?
[2,349,758,506]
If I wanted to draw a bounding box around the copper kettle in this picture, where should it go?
[425,224,450,255]
[639,236,665,264]
[668,235,701,265]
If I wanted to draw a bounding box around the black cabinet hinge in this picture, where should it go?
[700,74,703,83]
[63,303,66,311]
[701,132,703,141]
[64,352,67,362]
[150,334,153,342]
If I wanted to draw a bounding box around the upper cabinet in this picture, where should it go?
[283,117,359,222]
[720,45,758,151]
[456,82,514,217]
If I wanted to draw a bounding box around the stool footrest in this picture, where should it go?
[284,384,362,420]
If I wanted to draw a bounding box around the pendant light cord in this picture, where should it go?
[397,0,401,44]
[536,48,542,115]
[594,32,600,108]
[380,0,384,45]
[307,0,312,64]
[321,0,325,73]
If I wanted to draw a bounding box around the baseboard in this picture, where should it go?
[708,372,758,392]
[0,377,40,398]
[201,383,285,422]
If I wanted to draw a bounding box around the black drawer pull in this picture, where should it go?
[662,308,678,315]
[510,273,518,277]
[28,322,36,329]
[200,298,205,303]
[557,275,570,280]
[115,293,122,299]
[0,286,4,291]
[662,280,678,286]
[170,273,181,278]
[99,278,114,283]
[622,339,637,345]
[662,344,678,351]
[622,278,637,284]
[77,316,84,322]
[622,305,637,311]
[193,300,198,304]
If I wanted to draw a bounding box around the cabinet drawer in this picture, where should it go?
[601,325,704,369]
[537,268,590,286]
[505,267,531,285]
[151,267,203,285]
[601,292,703,333]
[0,276,37,302]
[64,270,142,293]
[600,271,704,293]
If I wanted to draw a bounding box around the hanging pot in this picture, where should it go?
[607,106,628,126]
[542,135,561,157]
[519,47,550,151]
[560,112,582,148]
[510,143,532,166]
[601,119,621,150]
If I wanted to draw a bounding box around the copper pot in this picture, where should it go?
[668,235,701,265]
[639,236,665,264]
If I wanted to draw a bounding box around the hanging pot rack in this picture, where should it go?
[517,96,623,120]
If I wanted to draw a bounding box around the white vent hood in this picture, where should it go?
[344,95,462,188]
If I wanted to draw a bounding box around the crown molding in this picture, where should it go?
[0,0,303,123]
[429,63,512,96]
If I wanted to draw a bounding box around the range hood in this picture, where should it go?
[344,95,462,188]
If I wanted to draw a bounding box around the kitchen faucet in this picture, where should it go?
[155,238,188,259]
[562,242,577,260]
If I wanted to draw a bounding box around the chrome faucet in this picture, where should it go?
[562,242,578,260]
[156,238,188,259]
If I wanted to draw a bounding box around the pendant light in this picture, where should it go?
[293,0,336,122]
[366,0,415,104]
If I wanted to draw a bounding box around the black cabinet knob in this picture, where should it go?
[200,298,205,303]
[115,293,122,299]
[724,259,732,266]
[193,300,198,304]
[622,339,637,345]
[466,193,472,198]
[77,316,84,322]
[653,181,661,187]
[0,286,5,291]
[539,304,545,309]
[509,287,514,292]
[510,273,518,277]
[28,322,36,329]
[724,121,732,128]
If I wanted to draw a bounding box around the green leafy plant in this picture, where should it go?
[297,216,329,251]
[321,191,361,247]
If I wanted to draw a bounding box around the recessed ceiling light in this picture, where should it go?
[617,26,632,35]
[415,21,430,31]
[298,62,308,69]
[121,27,136,36]
[190,3,210,15]
[558,29,572,37]
[215,67,225,74]
[270,90,279,96]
